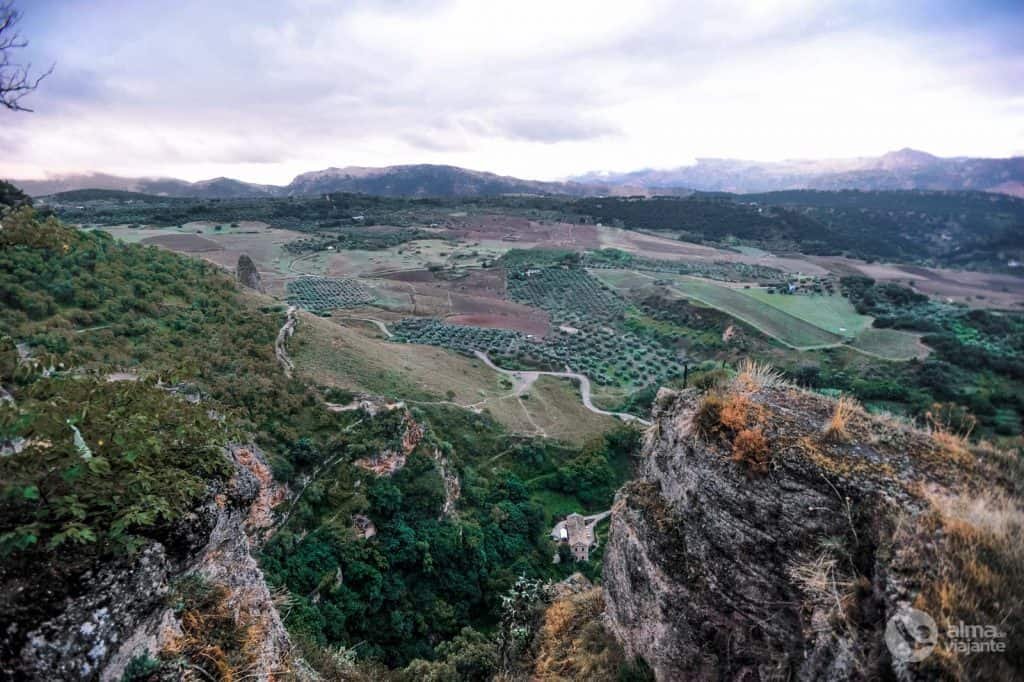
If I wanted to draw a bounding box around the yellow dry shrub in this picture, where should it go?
[533,588,625,681]
[732,358,784,392]
[823,396,859,443]
[731,427,770,475]
[719,393,754,432]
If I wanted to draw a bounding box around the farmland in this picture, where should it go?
[52,191,1024,440]
[286,276,375,313]
[593,269,844,349]
[849,328,930,360]
[739,289,872,337]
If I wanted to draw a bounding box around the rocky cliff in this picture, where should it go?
[603,365,1023,681]
[236,254,265,293]
[4,446,294,681]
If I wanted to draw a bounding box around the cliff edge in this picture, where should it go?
[603,363,1022,681]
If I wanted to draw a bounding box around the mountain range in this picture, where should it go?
[575,148,1024,197]
[8,149,1024,199]
[9,165,609,200]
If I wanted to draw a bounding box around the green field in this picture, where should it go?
[594,269,843,349]
[740,289,872,337]
[849,328,930,361]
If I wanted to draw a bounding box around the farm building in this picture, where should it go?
[551,511,609,562]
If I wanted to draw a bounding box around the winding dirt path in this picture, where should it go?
[473,351,651,426]
[336,316,394,338]
[276,306,298,378]
[326,315,652,427]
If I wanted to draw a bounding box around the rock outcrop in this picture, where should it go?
[6,446,295,681]
[603,368,1023,681]
[236,254,265,293]
[354,409,425,476]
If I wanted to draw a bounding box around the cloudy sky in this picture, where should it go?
[2,0,1023,184]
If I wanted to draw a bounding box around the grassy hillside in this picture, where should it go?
[290,314,616,443]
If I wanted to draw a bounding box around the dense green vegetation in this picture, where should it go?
[0,207,336,451]
[570,195,827,249]
[0,377,230,558]
[283,227,439,254]
[260,408,639,667]
[44,190,560,233]
[584,247,784,282]
[746,190,1024,271]
[571,191,1024,270]
[829,276,1024,435]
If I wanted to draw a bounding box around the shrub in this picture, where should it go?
[691,367,730,391]
[693,392,726,440]
[0,378,229,559]
[731,428,770,474]
[120,653,161,681]
[732,358,784,391]
[719,393,757,432]
[823,396,859,443]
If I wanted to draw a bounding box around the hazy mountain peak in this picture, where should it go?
[878,147,940,169]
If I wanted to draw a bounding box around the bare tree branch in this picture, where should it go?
[1,0,53,112]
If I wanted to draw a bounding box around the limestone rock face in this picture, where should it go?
[236,254,264,293]
[602,380,1022,681]
[4,446,294,681]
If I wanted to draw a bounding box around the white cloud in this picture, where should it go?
[2,0,1021,183]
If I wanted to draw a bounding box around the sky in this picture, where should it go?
[2,0,1023,184]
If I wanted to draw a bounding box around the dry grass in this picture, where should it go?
[731,358,785,392]
[909,490,1024,679]
[788,552,857,631]
[163,579,259,682]
[720,393,757,432]
[532,588,626,681]
[692,391,727,440]
[694,391,763,439]
[693,389,773,475]
[927,428,973,465]
[822,396,860,443]
[922,402,978,463]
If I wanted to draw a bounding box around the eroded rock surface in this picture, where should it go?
[603,377,1022,681]
[236,253,265,293]
[4,446,294,681]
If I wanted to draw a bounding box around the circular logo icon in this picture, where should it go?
[885,607,938,663]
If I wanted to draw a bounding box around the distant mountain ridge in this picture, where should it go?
[574,148,1024,197]
[9,149,1024,199]
[9,164,611,200]
[284,164,601,197]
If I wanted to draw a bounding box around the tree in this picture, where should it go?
[0,179,30,208]
[1,1,53,111]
